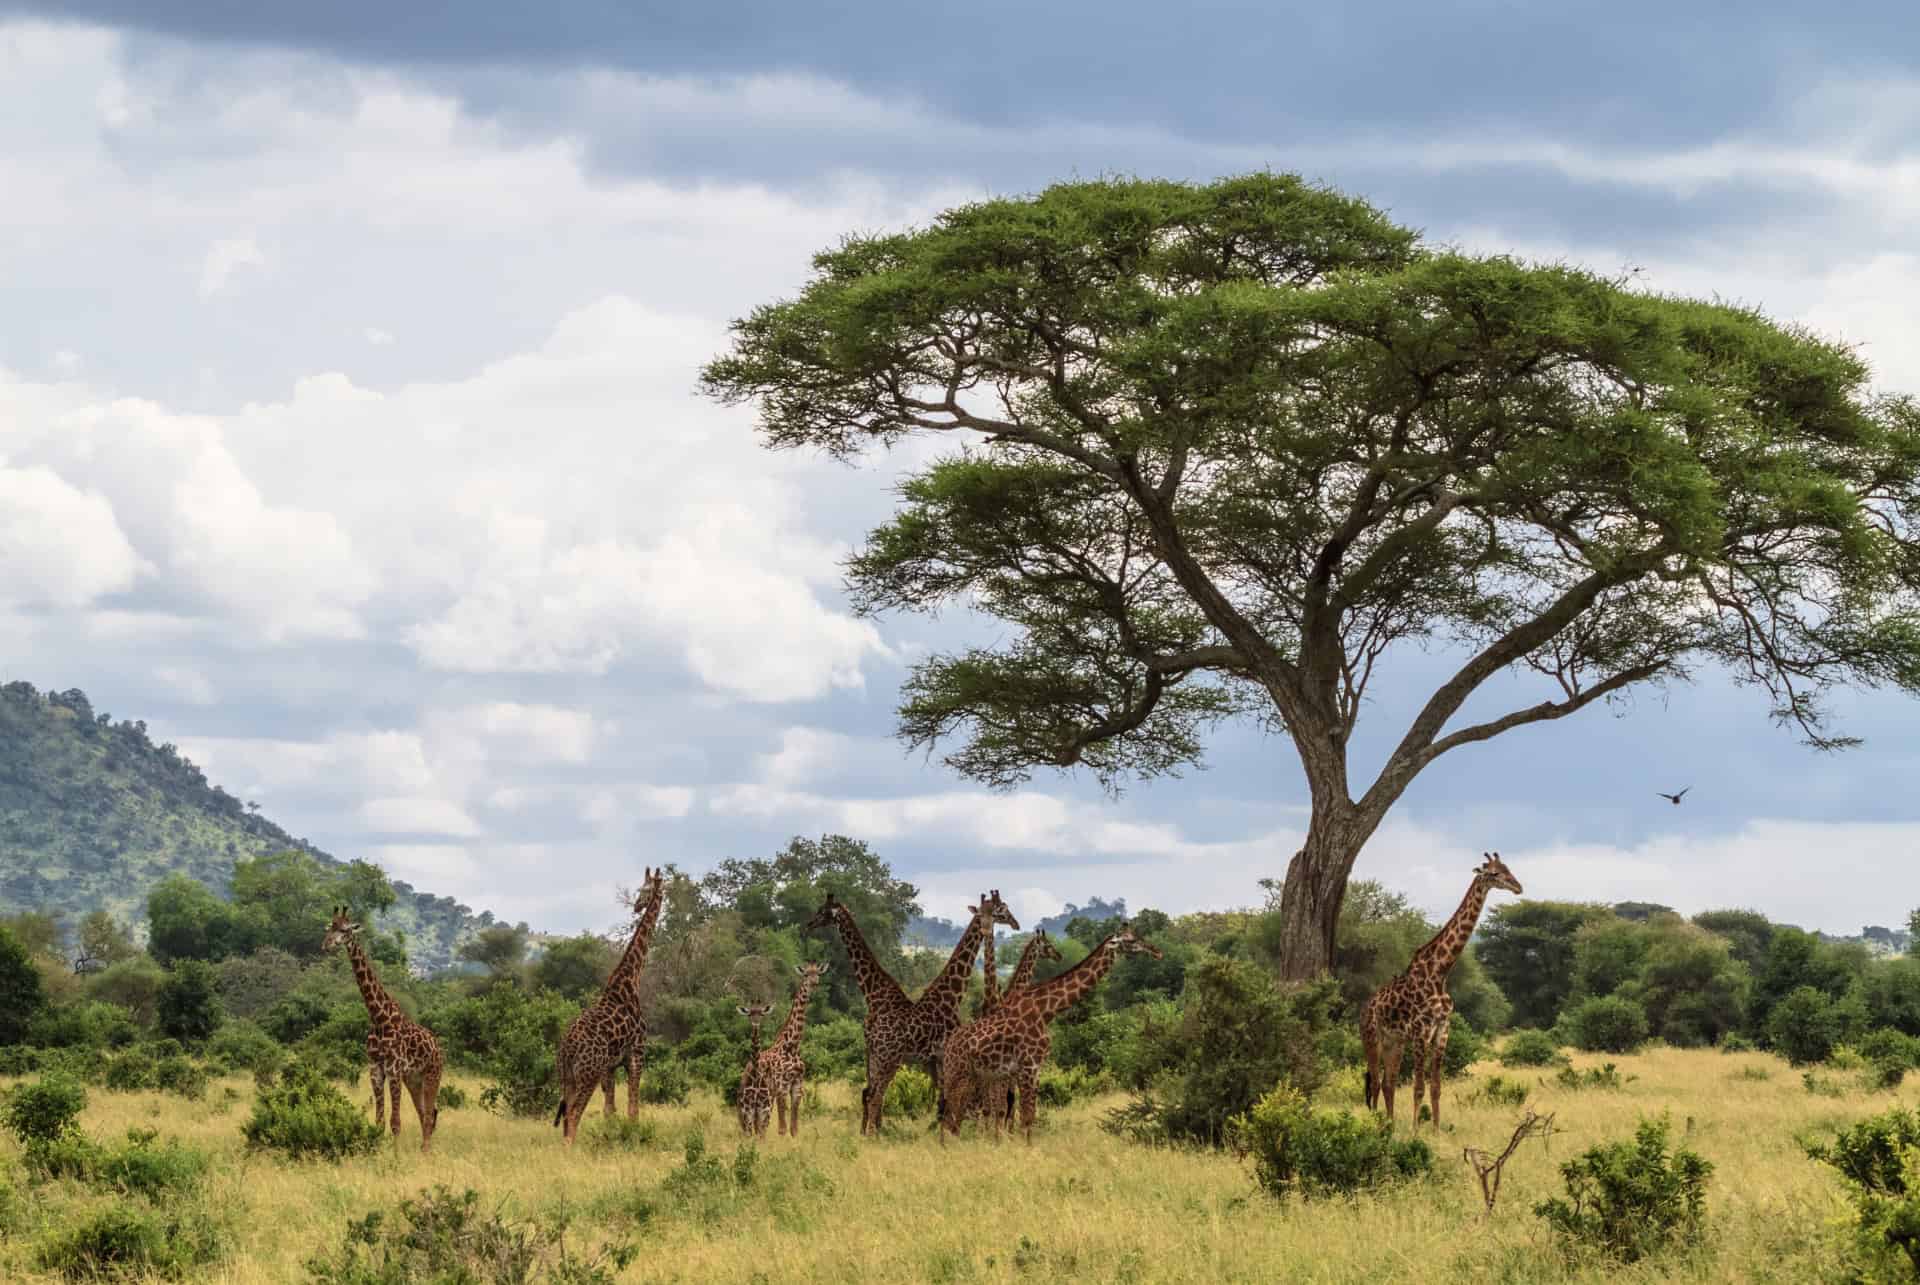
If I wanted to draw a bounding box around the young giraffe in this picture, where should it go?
[322,907,443,1152]
[749,960,828,1138]
[939,924,1161,1144]
[552,867,667,1146]
[1361,851,1523,1128]
[735,1003,774,1138]
[805,890,1018,1135]
[979,929,1064,1127]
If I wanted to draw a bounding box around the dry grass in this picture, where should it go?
[0,1046,1896,1283]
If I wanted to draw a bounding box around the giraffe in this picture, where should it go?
[552,867,667,1146]
[939,923,1161,1144]
[1361,851,1522,1128]
[805,889,1019,1134]
[322,907,443,1153]
[980,929,1064,1126]
[735,1003,774,1138]
[749,960,828,1138]
[974,907,1001,1019]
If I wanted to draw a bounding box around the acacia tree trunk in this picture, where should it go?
[1271,796,1384,981]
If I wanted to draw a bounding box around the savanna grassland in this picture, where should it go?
[0,1045,1892,1284]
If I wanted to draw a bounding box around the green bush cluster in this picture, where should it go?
[304,1185,636,1285]
[1228,1086,1432,1200]
[1808,1106,1920,1280]
[1559,996,1650,1054]
[1500,1029,1566,1067]
[1534,1115,1712,1263]
[241,1065,385,1161]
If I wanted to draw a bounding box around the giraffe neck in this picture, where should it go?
[830,908,909,1010]
[344,938,395,1025]
[1007,937,1048,993]
[917,906,990,1011]
[607,883,667,1008]
[981,931,1000,1012]
[747,1018,765,1062]
[771,972,822,1053]
[1021,937,1121,1020]
[1408,877,1491,978]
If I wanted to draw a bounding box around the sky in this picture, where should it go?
[3,4,1920,937]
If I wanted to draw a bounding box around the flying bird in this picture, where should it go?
[1656,787,1690,805]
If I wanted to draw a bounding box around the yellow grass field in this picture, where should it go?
[0,1047,1898,1283]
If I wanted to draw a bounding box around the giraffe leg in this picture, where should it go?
[773,1087,788,1138]
[404,1074,430,1154]
[1428,1035,1447,1129]
[368,1064,387,1129]
[389,1074,404,1138]
[1363,1026,1381,1111]
[1410,1047,1427,1124]
[864,1058,898,1135]
[627,1048,641,1120]
[1381,1041,1403,1122]
[1016,1067,1039,1145]
[788,1083,803,1138]
[562,1085,592,1146]
[600,1069,616,1118]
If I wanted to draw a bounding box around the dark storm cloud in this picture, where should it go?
[13,0,1915,151]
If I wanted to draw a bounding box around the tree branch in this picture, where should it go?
[1416,660,1668,767]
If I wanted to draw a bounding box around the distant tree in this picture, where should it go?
[458,924,530,980]
[706,171,1920,979]
[528,933,619,1001]
[213,947,307,1021]
[1909,906,1920,950]
[147,874,264,964]
[2,911,64,961]
[0,924,48,1044]
[77,910,138,970]
[1571,918,1655,1001]
[156,959,223,1043]
[230,851,395,958]
[1754,927,1868,1030]
[1693,909,1777,974]
[1631,922,1750,1046]
[1475,902,1613,1029]
[88,957,168,1026]
[1611,902,1675,923]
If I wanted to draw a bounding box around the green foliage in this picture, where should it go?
[582,1115,660,1153]
[639,1060,692,1106]
[1534,1115,1712,1263]
[459,924,531,978]
[1229,1086,1432,1200]
[35,1200,227,1281]
[29,999,138,1050]
[1326,882,1509,1033]
[0,682,482,971]
[156,959,223,1044]
[1560,995,1650,1053]
[205,1020,283,1074]
[1477,903,1614,1030]
[528,933,618,999]
[27,1126,211,1201]
[303,1185,635,1285]
[1691,909,1776,974]
[1466,1076,1530,1108]
[1109,962,1336,1147]
[1443,1013,1485,1075]
[1501,1029,1567,1068]
[882,1066,936,1119]
[241,1064,384,1161]
[1769,984,1868,1065]
[1805,1071,1846,1098]
[1036,1064,1112,1107]
[4,1072,86,1144]
[0,923,48,1044]
[1808,1107,1920,1280]
[1554,1063,1628,1092]
[431,983,577,1117]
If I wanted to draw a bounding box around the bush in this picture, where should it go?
[4,1073,86,1145]
[241,1065,384,1161]
[156,960,224,1045]
[582,1116,659,1153]
[152,1056,208,1100]
[1228,1086,1432,1200]
[1719,1032,1756,1053]
[1554,1063,1628,1092]
[28,1000,138,1051]
[1768,984,1866,1066]
[35,1201,227,1281]
[1560,995,1650,1054]
[28,1127,211,1202]
[1443,1013,1486,1075]
[883,1067,936,1119]
[436,1082,468,1110]
[1115,963,1337,1148]
[1804,1071,1845,1098]
[1466,1076,1529,1108]
[1534,1115,1712,1262]
[104,1049,156,1092]
[1501,1029,1567,1068]
[206,1020,283,1075]
[1037,1064,1112,1107]
[1808,1106,1920,1279]
[304,1184,636,1285]
[0,1044,43,1076]
[639,1060,691,1106]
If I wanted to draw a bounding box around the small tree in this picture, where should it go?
[157,960,223,1044]
[0,923,48,1045]
[704,172,1920,979]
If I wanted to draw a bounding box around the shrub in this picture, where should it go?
[1769,985,1861,1066]
[104,1049,157,1092]
[0,1044,43,1076]
[1037,1064,1112,1107]
[1534,1115,1712,1262]
[1228,1086,1432,1201]
[1560,995,1650,1054]
[1832,1044,1870,1071]
[1719,1032,1756,1053]
[206,1021,283,1075]
[28,1000,138,1051]
[582,1116,659,1153]
[1804,1071,1845,1098]
[1808,1107,1920,1279]
[1554,1063,1628,1092]
[883,1066,936,1119]
[1466,1076,1529,1108]
[35,1201,226,1281]
[1443,1013,1486,1075]
[4,1073,86,1145]
[153,1056,209,1100]
[435,1082,468,1110]
[304,1185,635,1285]
[639,1060,691,1107]
[1501,1029,1567,1068]
[241,1065,384,1161]
[29,1127,211,1202]
[156,960,224,1045]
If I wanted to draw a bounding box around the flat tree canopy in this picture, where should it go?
[701,172,1920,979]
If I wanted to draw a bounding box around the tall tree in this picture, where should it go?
[704,172,1920,977]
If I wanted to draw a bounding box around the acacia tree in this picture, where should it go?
[701,173,1920,979]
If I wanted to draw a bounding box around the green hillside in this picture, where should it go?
[0,681,487,971]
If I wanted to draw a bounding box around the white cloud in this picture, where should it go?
[197,236,266,297]
[359,796,483,837]
[50,350,80,375]
[0,464,145,607]
[363,328,393,345]
[424,702,599,765]
[151,665,215,705]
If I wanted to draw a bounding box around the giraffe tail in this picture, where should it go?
[1363,1067,1375,1109]
[552,1099,565,1127]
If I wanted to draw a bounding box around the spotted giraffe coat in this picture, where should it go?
[1361,852,1522,1128]
[807,890,1019,1135]
[736,1004,774,1137]
[554,868,666,1145]
[940,927,1160,1143]
[323,908,443,1152]
[749,960,827,1137]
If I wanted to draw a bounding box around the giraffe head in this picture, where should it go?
[631,866,666,915]
[736,1002,774,1024]
[795,960,828,986]
[321,905,362,953]
[1029,930,1064,964]
[1109,921,1163,960]
[804,892,845,933]
[1474,851,1523,896]
[970,889,1020,934]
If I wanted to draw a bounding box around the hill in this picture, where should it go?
[0,681,486,971]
